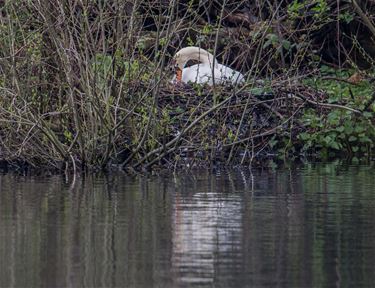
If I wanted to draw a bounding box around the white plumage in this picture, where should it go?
[172,47,245,86]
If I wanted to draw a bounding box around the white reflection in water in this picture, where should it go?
[172,192,242,285]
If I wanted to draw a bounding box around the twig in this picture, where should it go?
[292,92,362,114]
[133,93,237,168]
[351,0,375,38]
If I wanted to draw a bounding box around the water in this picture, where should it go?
[0,162,374,287]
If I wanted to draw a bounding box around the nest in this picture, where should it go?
[130,81,347,169]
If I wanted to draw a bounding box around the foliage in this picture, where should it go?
[296,66,375,158]
[298,109,374,156]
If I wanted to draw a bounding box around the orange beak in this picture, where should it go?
[176,67,182,81]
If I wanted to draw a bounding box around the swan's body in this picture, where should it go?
[172,47,244,86]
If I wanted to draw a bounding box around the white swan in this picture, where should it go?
[172,46,245,86]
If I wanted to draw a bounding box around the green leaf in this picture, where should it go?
[339,11,354,24]
[352,157,359,163]
[344,125,354,135]
[336,126,345,133]
[359,136,371,143]
[355,126,365,133]
[299,132,311,141]
[263,34,279,49]
[324,135,332,145]
[330,142,340,150]
[348,135,357,142]
[282,40,291,50]
[250,87,267,95]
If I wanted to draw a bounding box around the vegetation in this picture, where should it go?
[0,0,374,172]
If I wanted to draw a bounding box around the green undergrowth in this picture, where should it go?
[294,66,375,159]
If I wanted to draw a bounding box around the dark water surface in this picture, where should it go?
[0,162,375,287]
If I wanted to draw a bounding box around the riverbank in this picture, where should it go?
[1,72,374,173]
[0,1,374,172]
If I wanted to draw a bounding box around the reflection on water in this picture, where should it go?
[0,162,374,287]
[172,192,242,286]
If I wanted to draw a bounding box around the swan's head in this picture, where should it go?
[170,58,183,82]
[172,47,217,81]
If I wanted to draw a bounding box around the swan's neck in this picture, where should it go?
[176,47,218,70]
[191,50,217,68]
